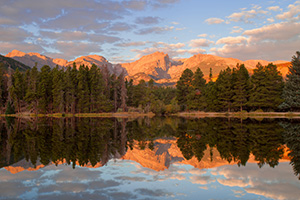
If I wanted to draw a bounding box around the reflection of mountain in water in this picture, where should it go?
[0,117,298,178]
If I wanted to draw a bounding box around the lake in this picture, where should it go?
[0,117,299,200]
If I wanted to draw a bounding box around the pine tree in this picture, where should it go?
[176,69,194,111]
[0,63,4,113]
[187,67,206,110]
[10,68,24,113]
[118,71,127,112]
[37,65,52,114]
[249,63,283,111]
[126,79,134,107]
[264,63,284,110]
[204,81,218,111]
[232,64,250,111]
[77,65,90,113]
[25,66,39,114]
[280,51,300,111]
[209,67,213,82]
[52,66,65,113]
[215,67,233,112]
[248,63,268,110]
[65,64,78,114]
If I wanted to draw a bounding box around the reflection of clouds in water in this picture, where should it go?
[199,186,208,190]
[216,163,300,200]
[1,160,299,200]
[217,178,249,187]
[0,182,28,198]
[135,188,174,197]
[189,168,208,175]
[190,175,216,185]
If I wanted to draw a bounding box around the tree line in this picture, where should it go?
[0,63,177,114]
[1,51,300,114]
[176,51,300,112]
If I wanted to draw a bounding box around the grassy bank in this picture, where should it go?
[0,112,155,118]
[175,111,300,118]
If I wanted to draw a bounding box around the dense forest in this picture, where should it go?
[0,51,300,115]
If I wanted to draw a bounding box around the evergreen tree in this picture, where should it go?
[204,81,218,111]
[215,67,233,112]
[176,69,194,111]
[37,65,52,114]
[248,63,268,110]
[249,63,283,111]
[264,63,284,110]
[10,68,24,113]
[118,71,127,112]
[0,63,4,113]
[65,64,78,114]
[25,66,39,114]
[132,79,147,108]
[209,67,213,82]
[5,101,15,114]
[77,65,90,113]
[232,64,250,111]
[187,67,206,110]
[126,79,134,107]
[52,66,65,113]
[280,51,300,111]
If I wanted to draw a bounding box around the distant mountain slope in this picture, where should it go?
[6,49,68,70]
[66,54,114,73]
[0,54,31,72]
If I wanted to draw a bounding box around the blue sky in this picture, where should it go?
[0,0,300,63]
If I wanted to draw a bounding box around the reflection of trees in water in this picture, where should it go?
[280,121,300,179]
[0,117,127,168]
[0,116,299,177]
[176,118,284,168]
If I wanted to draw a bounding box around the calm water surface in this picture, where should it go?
[0,117,299,200]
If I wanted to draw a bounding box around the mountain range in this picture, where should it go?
[3,50,291,85]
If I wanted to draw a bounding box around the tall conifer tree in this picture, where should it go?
[37,65,52,114]
[280,51,300,111]
[176,69,194,111]
[25,66,39,114]
[232,64,250,111]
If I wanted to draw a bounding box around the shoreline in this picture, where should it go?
[0,112,156,118]
[174,111,300,119]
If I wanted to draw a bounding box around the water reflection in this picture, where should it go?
[0,117,299,177]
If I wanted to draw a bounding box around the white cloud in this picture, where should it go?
[231,26,244,33]
[276,1,300,21]
[205,18,225,25]
[135,16,161,25]
[267,18,275,23]
[135,26,174,35]
[267,6,282,12]
[197,34,208,38]
[115,41,147,47]
[227,7,268,23]
[244,22,300,42]
[213,21,300,61]
[216,36,248,45]
[189,38,214,47]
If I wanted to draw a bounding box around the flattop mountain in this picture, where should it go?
[5,50,290,85]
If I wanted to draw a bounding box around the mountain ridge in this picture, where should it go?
[5,49,290,84]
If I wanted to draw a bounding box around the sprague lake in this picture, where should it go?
[0,116,300,200]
